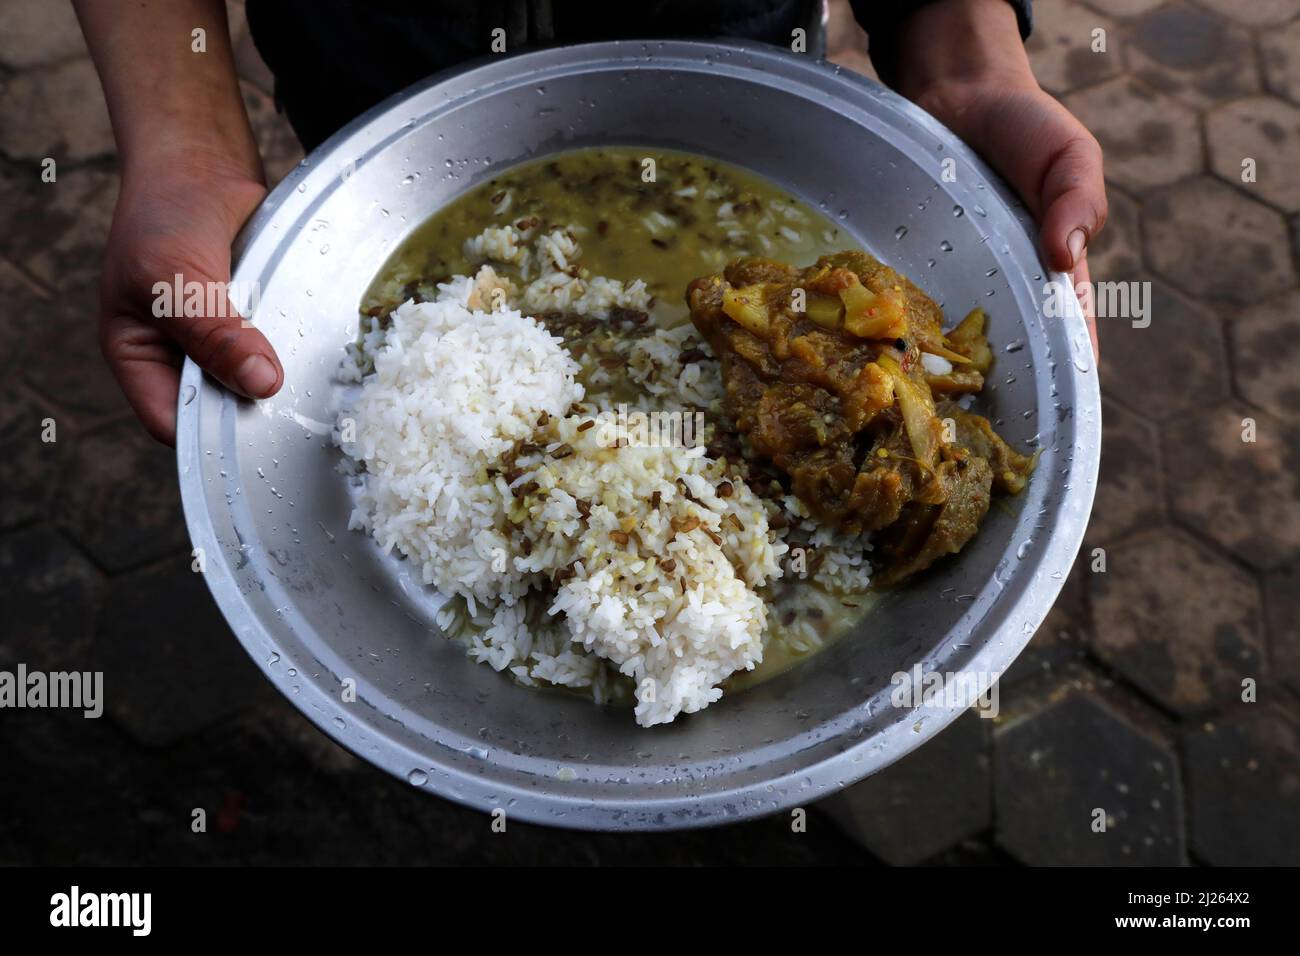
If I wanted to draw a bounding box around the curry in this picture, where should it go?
[687,251,1035,586]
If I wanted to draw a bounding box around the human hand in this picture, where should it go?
[98,148,283,445]
[75,0,281,444]
[887,0,1106,353]
[911,79,1104,352]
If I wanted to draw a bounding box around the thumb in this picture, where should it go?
[152,271,283,399]
[1039,133,1107,274]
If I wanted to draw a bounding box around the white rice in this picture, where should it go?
[511,412,786,725]
[339,273,581,611]
[340,226,870,726]
[340,262,788,726]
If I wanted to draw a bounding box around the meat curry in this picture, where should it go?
[687,251,1035,586]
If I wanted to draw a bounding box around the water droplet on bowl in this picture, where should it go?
[1072,332,1093,372]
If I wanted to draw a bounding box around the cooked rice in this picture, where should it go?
[340,227,870,726]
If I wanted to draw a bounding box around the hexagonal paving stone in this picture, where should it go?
[1085,187,1141,283]
[0,525,106,669]
[1184,709,1300,865]
[0,0,86,69]
[1208,96,1300,214]
[1262,563,1300,693]
[1163,403,1300,569]
[0,59,115,163]
[248,698,363,776]
[1054,538,1093,623]
[56,418,190,571]
[1063,77,1202,193]
[1142,177,1296,305]
[88,556,272,747]
[994,694,1184,864]
[1098,282,1229,421]
[0,165,117,292]
[999,595,1092,688]
[0,258,42,379]
[1194,0,1300,27]
[1230,289,1300,422]
[21,277,131,423]
[820,710,990,864]
[1124,4,1258,109]
[1261,18,1300,106]
[1086,397,1163,545]
[0,384,62,530]
[999,537,1093,691]
[1027,0,1122,96]
[1090,528,1264,714]
[0,708,160,864]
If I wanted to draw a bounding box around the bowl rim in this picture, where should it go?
[177,38,1100,830]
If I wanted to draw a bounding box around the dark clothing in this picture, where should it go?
[246,0,1032,151]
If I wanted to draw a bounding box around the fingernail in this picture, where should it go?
[236,355,278,397]
[1067,228,1087,268]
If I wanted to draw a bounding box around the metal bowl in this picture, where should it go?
[178,40,1099,829]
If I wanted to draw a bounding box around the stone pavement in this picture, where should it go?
[0,0,1296,865]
